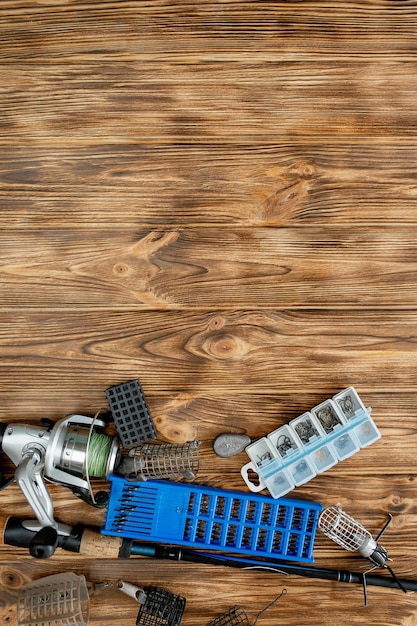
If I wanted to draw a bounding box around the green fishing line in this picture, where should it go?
[87,432,113,477]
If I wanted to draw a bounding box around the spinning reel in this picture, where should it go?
[0,380,200,558]
[0,412,119,521]
[0,380,154,552]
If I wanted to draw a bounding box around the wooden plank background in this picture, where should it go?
[1,1,417,624]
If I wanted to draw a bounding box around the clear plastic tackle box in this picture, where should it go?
[241,387,380,499]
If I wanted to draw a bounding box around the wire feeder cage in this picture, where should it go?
[123,440,200,482]
[318,504,371,552]
[136,586,186,626]
[206,606,252,626]
[205,589,287,626]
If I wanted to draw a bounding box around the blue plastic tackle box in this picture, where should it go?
[102,476,322,563]
[241,386,381,499]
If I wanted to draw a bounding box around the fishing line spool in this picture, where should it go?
[59,428,115,478]
[45,411,120,507]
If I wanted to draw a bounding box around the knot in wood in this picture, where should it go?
[0,568,25,589]
[388,495,411,514]
[289,160,316,179]
[207,333,248,360]
[299,163,316,179]
[113,262,130,275]
[154,416,197,443]
[208,315,225,330]
[1,606,14,624]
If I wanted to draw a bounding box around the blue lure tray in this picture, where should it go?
[102,476,322,563]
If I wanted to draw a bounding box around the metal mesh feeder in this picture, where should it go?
[137,586,186,626]
[117,580,186,626]
[120,440,200,481]
[206,606,252,626]
[205,590,287,626]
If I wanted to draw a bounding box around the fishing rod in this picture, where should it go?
[3,517,417,594]
[129,543,417,593]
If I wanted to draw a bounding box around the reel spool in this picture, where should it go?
[44,412,120,507]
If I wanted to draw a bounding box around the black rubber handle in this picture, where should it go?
[29,526,58,559]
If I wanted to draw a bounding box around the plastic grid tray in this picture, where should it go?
[102,476,322,563]
[105,379,156,447]
[241,387,381,499]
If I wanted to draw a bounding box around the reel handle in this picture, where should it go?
[2,517,129,559]
[29,526,58,559]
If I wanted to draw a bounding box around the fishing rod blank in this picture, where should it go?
[4,517,417,595]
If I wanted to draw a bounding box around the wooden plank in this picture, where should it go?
[0,558,414,625]
[1,311,417,394]
[0,386,416,485]
[0,388,414,436]
[2,142,417,227]
[1,1,417,62]
[0,476,415,625]
[1,1,417,624]
[2,61,417,146]
[0,457,415,621]
[1,227,417,308]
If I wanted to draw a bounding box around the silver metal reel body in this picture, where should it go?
[1,415,119,529]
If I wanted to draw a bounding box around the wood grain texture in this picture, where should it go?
[2,310,417,394]
[2,228,417,308]
[2,60,417,147]
[3,143,417,227]
[2,1,417,624]
[1,1,417,62]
